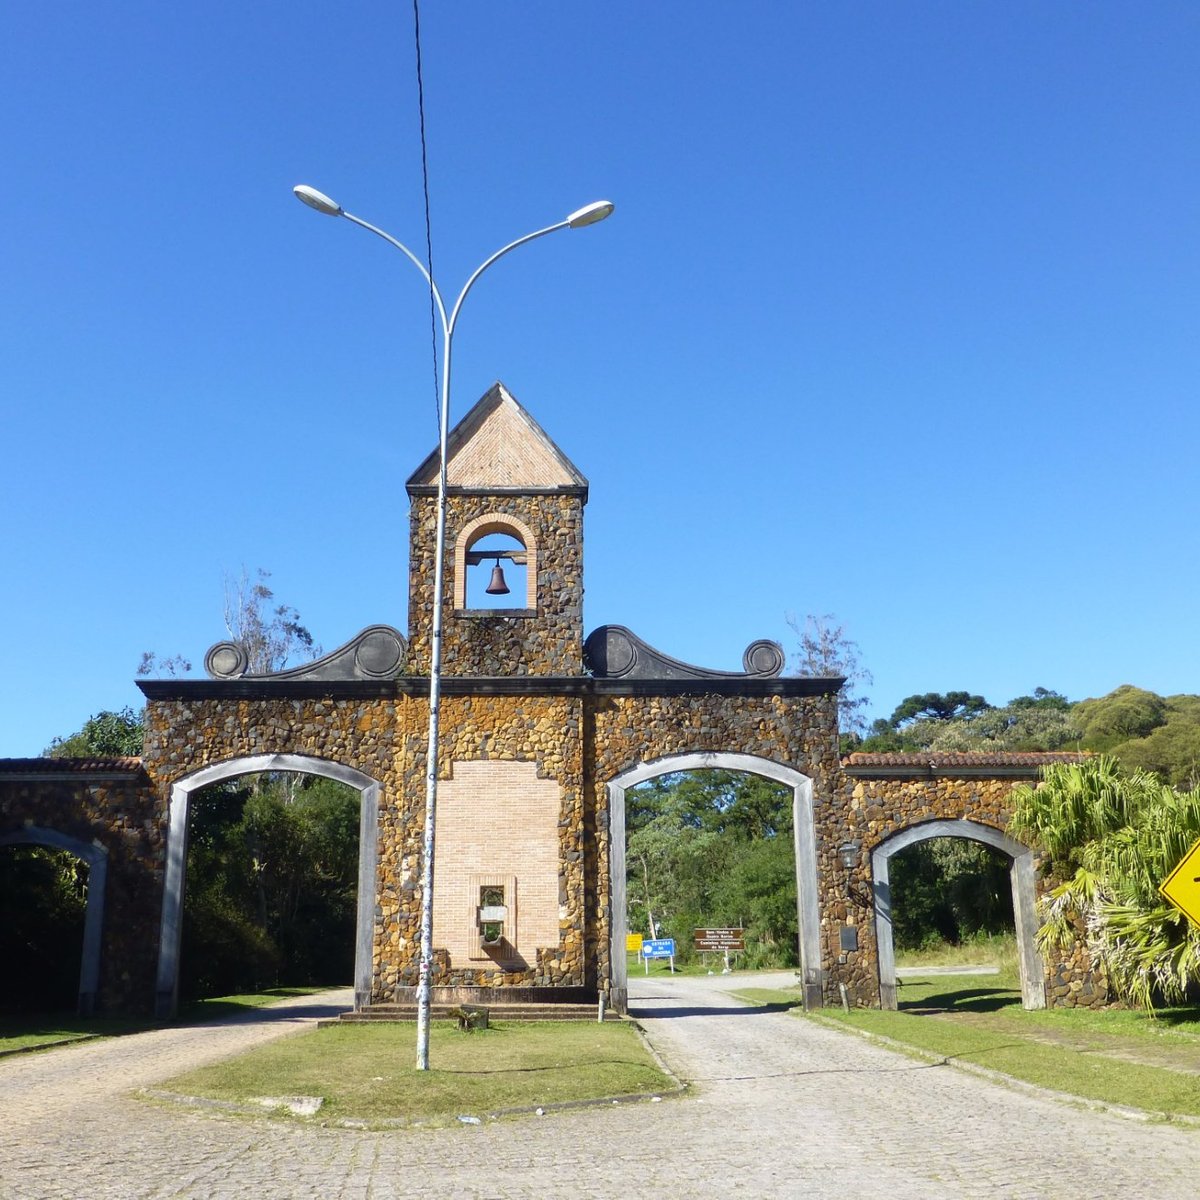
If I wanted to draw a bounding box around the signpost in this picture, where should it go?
[626,932,644,955]
[642,937,676,973]
[695,927,744,974]
[1160,837,1200,927]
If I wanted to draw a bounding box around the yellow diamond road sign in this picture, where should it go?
[1159,836,1200,927]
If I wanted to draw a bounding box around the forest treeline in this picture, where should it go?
[851,684,1200,790]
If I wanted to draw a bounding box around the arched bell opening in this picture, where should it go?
[454,514,538,612]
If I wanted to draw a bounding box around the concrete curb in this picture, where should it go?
[804,1011,1200,1129]
[140,1082,686,1130]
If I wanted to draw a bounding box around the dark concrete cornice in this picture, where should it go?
[841,751,1086,780]
[841,763,1049,780]
[406,485,589,499]
[138,675,841,702]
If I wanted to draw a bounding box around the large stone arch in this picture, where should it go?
[0,826,108,1016]
[155,753,381,1019]
[871,818,1045,1011]
[606,751,821,1013]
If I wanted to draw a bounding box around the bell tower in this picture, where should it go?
[405,383,588,677]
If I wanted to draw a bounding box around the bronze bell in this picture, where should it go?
[485,559,510,595]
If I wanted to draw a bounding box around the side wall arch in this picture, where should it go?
[606,751,821,1013]
[155,753,381,1019]
[871,818,1045,1011]
[0,826,108,1016]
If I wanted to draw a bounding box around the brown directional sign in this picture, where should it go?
[694,927,745,952]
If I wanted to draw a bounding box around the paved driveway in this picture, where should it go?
[2,975,1199,1199]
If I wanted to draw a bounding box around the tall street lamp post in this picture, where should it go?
[292,185,614,1069]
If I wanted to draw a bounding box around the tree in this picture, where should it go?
[1008,757,1200,1009]
[889,839,1013,949]
[1072,685,1167,751]
[222,567,320,675]
[44,707,144,757]
[625,770,797,966]
[1115,720,1200,792]
[860,690,994,752]
[181,773,360,998]
[138,566,320,679]
[887,691,992,728]
[920,700,1081,753]
[0,845,88,1013]
[788,613,873,739]
[1072,687,1200,790]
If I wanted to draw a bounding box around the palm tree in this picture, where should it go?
[1009,757,1200,1009]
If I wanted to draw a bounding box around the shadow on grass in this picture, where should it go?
[176,987,350,1024]
[899,986,1021,1015]
[1,986,352,1048]
[1136,1005,1200,1031]
[0,1012,152,1048]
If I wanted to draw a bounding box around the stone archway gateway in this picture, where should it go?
[155,754,380,1019]
[1,384,1101,1014]
[871,818,1045,1011]
[0,826,108,1016]
[607,752,820,1012]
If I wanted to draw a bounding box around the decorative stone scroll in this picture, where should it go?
[583,625,785,681]
[204,625,406,681]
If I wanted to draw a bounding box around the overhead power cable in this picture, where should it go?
[412,0,439,428]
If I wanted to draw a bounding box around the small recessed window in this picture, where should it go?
[479,885,505,945]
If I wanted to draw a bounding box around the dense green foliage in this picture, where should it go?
[889,839,1013,950]
[182,774,360,999]
[859,685,1200,786]
[626,770,797,967]
[43,707,144,757]
[0,846,87,1013]
[1009,757,1200,1009]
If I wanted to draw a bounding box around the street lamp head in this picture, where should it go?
[293,185,343,217]
[566,200,615,229]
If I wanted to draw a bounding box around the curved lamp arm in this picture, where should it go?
[447,220,567,338]
[339,211,450,338]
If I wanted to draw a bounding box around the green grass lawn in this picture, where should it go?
[730,969,1200,1120]
[158,1020,672,1126]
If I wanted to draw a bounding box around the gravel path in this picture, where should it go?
[2,976,1199,1198]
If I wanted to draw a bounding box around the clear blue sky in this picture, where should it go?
[3,3,1198,756]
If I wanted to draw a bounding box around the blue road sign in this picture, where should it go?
[642,938,676,958]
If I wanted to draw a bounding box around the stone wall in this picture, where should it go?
[142,689,592,1003]
[407,492,585,677]
[143,694,404,1002]
[586,690,842,995]
[834,755,1099,1009]
[1042,910,1111,1009]
[0,761,163,1013]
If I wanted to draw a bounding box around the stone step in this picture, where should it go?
[320,1002,618,1026]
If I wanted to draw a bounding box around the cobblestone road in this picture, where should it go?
[2,975,1199,1199]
